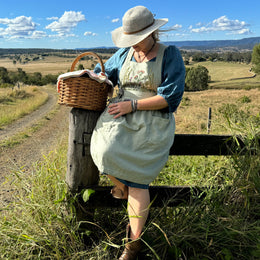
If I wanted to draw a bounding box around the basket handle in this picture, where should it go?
[70,52,105,73]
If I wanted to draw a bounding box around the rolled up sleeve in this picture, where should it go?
[157,46,185,112]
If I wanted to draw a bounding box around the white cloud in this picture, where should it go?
[0,15,47,39]
[30,30,47,39]
[46,16,59,21]
[190,15,252,35]
[227,28,251,35]
[84,31,97,36]
[46,11,86,37]
[111,18,120,23]
[171,24,182,30]
[196,22,203,27]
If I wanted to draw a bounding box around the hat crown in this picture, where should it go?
[122,6,154,33]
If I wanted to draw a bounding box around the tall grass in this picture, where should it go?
[0,144,87,259]
[0,108,259,259]
[0,86,48,127]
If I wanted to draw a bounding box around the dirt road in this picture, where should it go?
[0,86,70,208]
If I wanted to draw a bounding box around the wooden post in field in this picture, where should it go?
[207,107,212,134]
[66,108,101,193]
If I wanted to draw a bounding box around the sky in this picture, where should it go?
[0,0,260,49]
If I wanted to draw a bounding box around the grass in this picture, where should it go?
[194,61,253,82]
[0,105,59,148]
[154,155,234,187]
[1,107,259,259]
[0,86,48,128]
[0,54,110,76]
[188,61,260,89]
[175,88,260,135]
[0,59,259,259]
[0,56,76,75]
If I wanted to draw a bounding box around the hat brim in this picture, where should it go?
[111,18,168,48]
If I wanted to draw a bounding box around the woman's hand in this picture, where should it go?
[108,101,132,118]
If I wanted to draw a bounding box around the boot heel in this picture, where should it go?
[111,185,128,199]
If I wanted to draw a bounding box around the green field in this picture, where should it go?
[189,61,260,89]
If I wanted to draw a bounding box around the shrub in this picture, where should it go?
[252,43,260,73]
[218,103,251,124]
[0,83,13,88]
[185,65,210,91]
[9,90,32,100]
[181,96,190,106]
[239,95,251,103]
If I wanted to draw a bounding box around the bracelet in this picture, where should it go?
[131,99,138,113]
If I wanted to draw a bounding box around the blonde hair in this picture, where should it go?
[152,30,160,42]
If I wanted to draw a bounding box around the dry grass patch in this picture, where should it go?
[175,88,260,134]
[0,86,48,127]
[0,53,111,75]
[0,57,74,75]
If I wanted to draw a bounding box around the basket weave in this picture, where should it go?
[58,52,109,111]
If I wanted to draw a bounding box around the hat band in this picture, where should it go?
[123,19,155,35]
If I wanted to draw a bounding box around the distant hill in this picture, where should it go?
[163,37,260,51]
[0,37,259,55]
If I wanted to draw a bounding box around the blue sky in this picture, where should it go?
[0,0,259,49]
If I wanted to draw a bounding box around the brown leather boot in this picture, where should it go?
[118,239,142,260]
[118,224,142,260]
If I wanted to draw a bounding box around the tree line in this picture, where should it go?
[0,48,118,57]
[0,67,58,87]
[0,65,210,92]
[181,50,252,64]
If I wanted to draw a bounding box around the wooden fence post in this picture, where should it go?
[207,107,212,134]
[66,108,101,193]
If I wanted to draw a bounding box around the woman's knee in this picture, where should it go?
[129,187,150,200]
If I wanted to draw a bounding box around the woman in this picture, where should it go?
[90,5,185,260]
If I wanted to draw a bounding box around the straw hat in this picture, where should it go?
[112,6,168,48]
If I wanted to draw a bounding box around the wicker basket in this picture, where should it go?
[58,52,110,111]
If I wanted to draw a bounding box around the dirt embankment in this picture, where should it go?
[0,86,70,208]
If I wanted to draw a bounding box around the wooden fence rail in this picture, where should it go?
[74,134,245,209]
[65,108,253,209]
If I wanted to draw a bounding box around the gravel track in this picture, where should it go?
[0,86,70,209]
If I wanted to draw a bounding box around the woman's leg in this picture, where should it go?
[107,175,150,238]
[128,187,150,240]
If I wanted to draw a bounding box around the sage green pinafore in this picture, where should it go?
[90,44,175,185]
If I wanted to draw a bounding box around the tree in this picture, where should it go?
[252,43,260,73]
[185,65,210,91]
[192,52,206,62]
[42,74,58,85]
[0,67,11,84]
[27,72,43,85]
[17,68,28,82]
[77,64,84,70]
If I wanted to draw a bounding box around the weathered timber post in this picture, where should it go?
[66,108,101,193]
[207,107,212,134]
